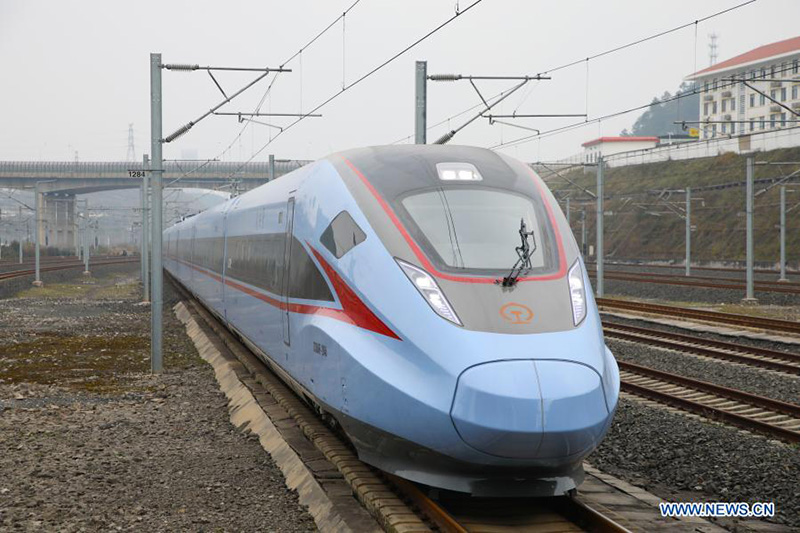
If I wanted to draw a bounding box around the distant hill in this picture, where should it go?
[538,146,800,266]
[621,82,700,137]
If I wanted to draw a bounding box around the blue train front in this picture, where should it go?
[164,145,619,497]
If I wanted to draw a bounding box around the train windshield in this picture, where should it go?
[398,187,557,274]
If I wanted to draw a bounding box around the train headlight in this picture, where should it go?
[396,259,462,326]
[568,260,587,326]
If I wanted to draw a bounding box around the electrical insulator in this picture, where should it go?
[428,74,462,82]
[164,122,194,143]
[164,64,200,71]
[434,131,456,145]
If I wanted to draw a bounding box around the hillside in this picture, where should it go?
[539,147,800,266]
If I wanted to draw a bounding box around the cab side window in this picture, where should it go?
[321,211,366,258]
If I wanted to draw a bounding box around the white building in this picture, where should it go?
[686,35,800,140]
[582,136,659,163]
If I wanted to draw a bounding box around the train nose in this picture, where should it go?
[450,360,609,459]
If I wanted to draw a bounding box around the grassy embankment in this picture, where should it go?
[542,146,800,265]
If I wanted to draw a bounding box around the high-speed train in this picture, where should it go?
[164,145,619,497]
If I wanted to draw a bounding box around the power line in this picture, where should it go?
[0,190,33,210]
[490,61,796,151]
[218,0,363,152]
[165,0,364,187]
[224,0,487,179]
[391,0,757,145]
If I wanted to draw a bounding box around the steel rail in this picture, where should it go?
[620,361,800,417]
[590,268,800,289]
[0,255,118,273]
[387,474,467,533]
[554,496,635,533]
[620,361,800,443]
[588,271,800,294]
[597,298,800,334]
[418,490,634,533]
[585,261,782,275]
[0,255,79,265]
[395,472,634,533]
[604,321,800,375]
[0,258,137,281]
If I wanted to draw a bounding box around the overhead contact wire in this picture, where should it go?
[225,0,487,178]
[397,0,757,145]
[167,0,363,187]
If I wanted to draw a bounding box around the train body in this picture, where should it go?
[164,145,619,496]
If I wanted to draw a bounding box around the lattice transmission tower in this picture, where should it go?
[708,33,719,67]
[126,123,136,161]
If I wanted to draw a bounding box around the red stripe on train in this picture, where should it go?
[167,254,399,340]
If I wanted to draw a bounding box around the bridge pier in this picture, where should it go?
[41,192,76,251]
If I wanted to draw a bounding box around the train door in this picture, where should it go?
[281,197,295,346]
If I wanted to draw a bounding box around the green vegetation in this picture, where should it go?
[15,281,92,299]
[545,146,800,264]
[14,271,138,300]
[621,82,699,137]
[0,333,150,393]
[2,270,201,394]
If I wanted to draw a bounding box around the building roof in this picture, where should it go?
[582,136,659,148]
[687,35,800,79]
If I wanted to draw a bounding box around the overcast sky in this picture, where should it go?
[1,0,797,165]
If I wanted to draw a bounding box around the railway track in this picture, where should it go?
[619,361,800,444]
[170,274,637,533]
[603,321,800,375]
[0,257,138,281]
[0,255,122,270]
[392,473,632,533]
[596,268,800,290]
[0,255,79,263]
[588,270,800,294]
[0,257,77,273]
[585,261,783,276]
[597,298,800,335]
[0,254,120,271]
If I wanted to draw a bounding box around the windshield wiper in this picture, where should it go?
[498,218,537,287]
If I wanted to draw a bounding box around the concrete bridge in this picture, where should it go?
[0,159,309,194]
[0,159,310,248]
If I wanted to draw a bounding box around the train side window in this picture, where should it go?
[321,211,367,258]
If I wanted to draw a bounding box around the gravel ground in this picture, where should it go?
[585,261,800,307]
[588,262,794,282]
[594,277,800,307]
[0,256,116,274]
[591,397,800,529]
[0,264,317,531]
[604,332,800,408]
[0,261,139,301]
[604,314,800,355]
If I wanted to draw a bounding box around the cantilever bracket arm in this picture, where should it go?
[487,118,540,134]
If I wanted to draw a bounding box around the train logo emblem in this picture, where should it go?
[499,303,533,324]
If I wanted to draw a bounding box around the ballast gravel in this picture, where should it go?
[0,264,317,532]
[605,314,800,355]
[606,336,800,407]
[595,277,798,307]
[590,262,790,282]
[591,397,800,529]
[0,261,136,301]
